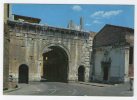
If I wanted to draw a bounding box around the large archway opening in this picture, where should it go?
[78,65,85,82]
[18,64,29,84]
[42,46,69,82]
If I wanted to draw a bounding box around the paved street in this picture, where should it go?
[4,82,133,96]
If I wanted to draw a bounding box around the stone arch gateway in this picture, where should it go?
[8,20,94,83]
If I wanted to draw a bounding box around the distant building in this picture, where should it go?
[92,24,134,83]
[67,17,84,31]
[80,17,84,31]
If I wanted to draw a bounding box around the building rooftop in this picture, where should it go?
[13,14,41,24]
[93,24,134,47]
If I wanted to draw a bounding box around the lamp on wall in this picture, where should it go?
[45,57,48,60]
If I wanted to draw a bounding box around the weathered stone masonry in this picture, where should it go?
[8,20,94,82]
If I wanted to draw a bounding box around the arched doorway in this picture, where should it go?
[42,46,69,82]
[19,64,29,84]
[78,66,85,82]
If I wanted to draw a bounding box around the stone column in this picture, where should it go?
[124,46,130,82]
[67,38,71,82]
[74,38,78,81]
[3,23,9,90]
[35,38,42,81]
[37,51,43,80]
[85,66,90,82]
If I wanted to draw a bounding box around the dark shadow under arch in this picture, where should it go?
[42,46,69,82]
[78,65,85,82]
[18,64,29,84]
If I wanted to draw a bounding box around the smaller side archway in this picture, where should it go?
[18,64,29,84]
[78,65,85,82]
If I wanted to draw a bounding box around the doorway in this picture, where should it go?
[102,62,110,81]
[78,65,85,82]
[19,64,29,84]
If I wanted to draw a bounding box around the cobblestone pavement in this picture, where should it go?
[4,82,133,96]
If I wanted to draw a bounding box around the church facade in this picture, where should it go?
[92,24,134,83]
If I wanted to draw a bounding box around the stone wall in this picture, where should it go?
[8,21,94,82]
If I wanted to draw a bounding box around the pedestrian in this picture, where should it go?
[129,77,133,91]
[129,66,134,91]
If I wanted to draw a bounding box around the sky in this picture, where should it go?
[12,4,134,32]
